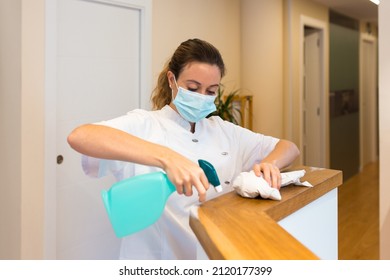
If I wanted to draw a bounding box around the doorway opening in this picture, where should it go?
[301,17,327,168]
[360,36,378,169]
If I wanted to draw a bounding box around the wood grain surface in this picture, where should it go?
[190,166,343,260]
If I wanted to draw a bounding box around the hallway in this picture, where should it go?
[338,161,379,259]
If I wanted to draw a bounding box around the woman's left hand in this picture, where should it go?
[252,162,281,189]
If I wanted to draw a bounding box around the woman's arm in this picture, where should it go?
[67,124,209,201]
[252,139,300,189]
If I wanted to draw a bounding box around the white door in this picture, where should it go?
[361,39,378,167]
[50,0,151,259]
[303,28,323,167]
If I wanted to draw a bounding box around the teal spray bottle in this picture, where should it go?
[101,159,221,238]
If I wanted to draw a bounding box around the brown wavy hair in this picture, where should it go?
[151,38,226,110]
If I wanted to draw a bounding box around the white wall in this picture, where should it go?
[0,0,22,259]
[152,0,241,95]
[241,0,284,137]
[0,0,47,260]
[379,1,390,259]
[20,0,46,259]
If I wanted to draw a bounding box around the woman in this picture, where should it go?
[67,38,300,259]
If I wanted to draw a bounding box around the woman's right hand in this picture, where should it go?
[161,152,210,202]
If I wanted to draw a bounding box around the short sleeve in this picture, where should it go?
[81,109,153,180]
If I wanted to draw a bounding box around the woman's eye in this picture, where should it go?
[188,88,198,92]
[207,91,216,96]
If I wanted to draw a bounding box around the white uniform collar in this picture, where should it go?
[160,105,193,131]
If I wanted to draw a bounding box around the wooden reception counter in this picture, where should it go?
[189,166,343,260]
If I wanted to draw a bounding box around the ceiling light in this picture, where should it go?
[370,0,380,5]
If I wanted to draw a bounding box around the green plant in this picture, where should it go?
[211,86,242,124]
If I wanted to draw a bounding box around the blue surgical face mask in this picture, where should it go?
[172,77,217,123]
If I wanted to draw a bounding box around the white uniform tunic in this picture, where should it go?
[82,105,279,259]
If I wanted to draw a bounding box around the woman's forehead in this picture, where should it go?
[179,62,221,84]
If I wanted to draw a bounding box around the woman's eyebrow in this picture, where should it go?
[186,80,219,88]
[185,79,201,85]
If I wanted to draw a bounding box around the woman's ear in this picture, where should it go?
[167,71,175,88]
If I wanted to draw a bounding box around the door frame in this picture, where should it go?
[359,33,378,170]
[300,15,329,168]
[44,0,152,259]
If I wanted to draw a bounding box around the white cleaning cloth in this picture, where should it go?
[232,170,312,201]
